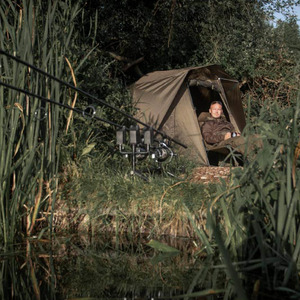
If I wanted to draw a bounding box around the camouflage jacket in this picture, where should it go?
[201,116,235,145]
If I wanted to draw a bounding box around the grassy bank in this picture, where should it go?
[55,154,218,239]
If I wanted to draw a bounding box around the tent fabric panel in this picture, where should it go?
[132,69,190,127]
[220,80,246,131]
[162,89,209,164]
[217,80,240,132]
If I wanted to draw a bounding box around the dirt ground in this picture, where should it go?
[191,166,237,184]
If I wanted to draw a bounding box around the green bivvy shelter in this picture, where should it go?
[131,65,246,165]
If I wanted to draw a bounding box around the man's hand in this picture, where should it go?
[224,132,241,140]
[224,132,231,140]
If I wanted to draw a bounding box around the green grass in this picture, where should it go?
[57,151,216,239]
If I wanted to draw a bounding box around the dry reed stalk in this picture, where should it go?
[64,56,78,134]
[159,180,187,224]
[292,138,300,188]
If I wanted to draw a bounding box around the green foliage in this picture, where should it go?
[205,96,300,298]
[0,0,135,244]
[0,0,83,244]
[77,0,300,82]
[277,17,300,57]
[147,239,180,253]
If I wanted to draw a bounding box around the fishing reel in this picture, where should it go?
[132,139,174,164]
[116,125,175,178]
[152,139,174,163]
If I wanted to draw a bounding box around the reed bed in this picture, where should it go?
[0,0,82,245]
[202,97,300,299]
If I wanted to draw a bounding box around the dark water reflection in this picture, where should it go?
[1,234,220,300]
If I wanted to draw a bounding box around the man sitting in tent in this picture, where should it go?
[200,101,258,156]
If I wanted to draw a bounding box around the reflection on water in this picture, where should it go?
[0,234,222,300]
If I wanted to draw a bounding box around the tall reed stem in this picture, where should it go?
[0,0,81,245]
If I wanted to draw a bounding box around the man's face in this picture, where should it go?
[209,103,223,119]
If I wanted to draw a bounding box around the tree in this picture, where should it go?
[76,0,299,80]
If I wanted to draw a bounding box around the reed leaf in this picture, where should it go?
[183,203,213,255]
[208,95,300,297]
[147,239,180,253]
[208,213,248,300]
[0,0,83,244]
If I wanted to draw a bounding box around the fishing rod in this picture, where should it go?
[0,49,187,149]
[0,79,178,178]
[0,55,183,179]
[0,80,122,128]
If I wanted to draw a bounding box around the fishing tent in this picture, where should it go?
[131,65,246,165]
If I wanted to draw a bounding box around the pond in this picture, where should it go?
[1,234,224,300]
